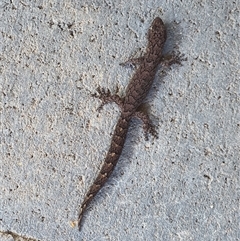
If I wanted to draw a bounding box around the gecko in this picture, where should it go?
[78,17,185,230]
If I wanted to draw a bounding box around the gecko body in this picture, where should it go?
[78,17,184,230]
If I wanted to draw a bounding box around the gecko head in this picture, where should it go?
[148,17,166,46]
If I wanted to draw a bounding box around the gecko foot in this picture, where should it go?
[134,109,158,140]
[161,51,187,67]
[92,87,111,111]
[119,56,145,68]
[92,86,123,111]
[143,122,158,141]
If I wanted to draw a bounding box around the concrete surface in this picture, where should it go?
[1,1,239,240]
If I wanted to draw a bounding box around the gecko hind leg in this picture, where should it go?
[133,107,158,140]
[92,86,124,111]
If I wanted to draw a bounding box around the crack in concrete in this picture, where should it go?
[0,230,42,241]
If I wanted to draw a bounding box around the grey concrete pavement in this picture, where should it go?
[1,1,239,240]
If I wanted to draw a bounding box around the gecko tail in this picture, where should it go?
[77,115,130,230]
[78,213,83,231]
[77,205,83,230]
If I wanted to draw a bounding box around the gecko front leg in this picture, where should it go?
[161,51,187,67]
[92,86,124,111]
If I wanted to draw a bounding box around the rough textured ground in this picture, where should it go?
[1,1,239,240]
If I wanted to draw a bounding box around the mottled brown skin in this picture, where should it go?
[78,17,184,230]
